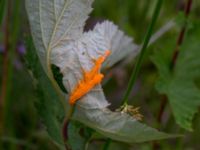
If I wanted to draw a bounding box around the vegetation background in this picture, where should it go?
[0,0,200,149]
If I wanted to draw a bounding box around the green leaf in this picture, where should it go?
[68,121,93,150]
[25,38,65,148]
[152,21,200,131]
[72,107,177,143]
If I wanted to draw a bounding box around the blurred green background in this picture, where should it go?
[0,0,200,149]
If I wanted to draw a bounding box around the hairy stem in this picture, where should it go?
[121,0,163,105]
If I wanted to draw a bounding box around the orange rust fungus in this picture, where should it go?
[69,50,111,105]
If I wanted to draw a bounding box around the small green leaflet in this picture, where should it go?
[152,21,200,131]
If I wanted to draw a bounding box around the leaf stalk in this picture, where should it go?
[121,0,163,106]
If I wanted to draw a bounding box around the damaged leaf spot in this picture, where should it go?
[51,64,68,94]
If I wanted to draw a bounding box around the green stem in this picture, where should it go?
[1,1,21,150]
[0,0,6,25]
[121,0,163,105]
[0,0,9,137]
[102,139,111,150]
[84,132,94,150]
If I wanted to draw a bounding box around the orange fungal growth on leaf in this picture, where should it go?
[69,50,111,105]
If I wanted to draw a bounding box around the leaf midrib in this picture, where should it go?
[45,0,71,73]
[38,0,71,113]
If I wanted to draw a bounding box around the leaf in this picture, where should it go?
[25,38,65,148]
[54,21,139,109]
[25,0,94,72]
[152,21,200,130]
[72,107,175,143]
[68,121,93,150]
[83,21,139,68]
[26,0,176,143]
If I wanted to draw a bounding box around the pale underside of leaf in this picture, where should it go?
[72,107,175,143]
[26,0,94,72]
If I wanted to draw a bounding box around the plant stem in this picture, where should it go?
[0,0,6,25]
[5,2,21,149]
[157,95,167,122]
[102,139,111,150]
[171,0,193,69]
[62,105,75,140]
[121,0,163,105]
[106,1,163,149]
[0,0,10,137]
